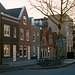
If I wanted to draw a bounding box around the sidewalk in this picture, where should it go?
[0,59,37,69]
[63,59,75,64]
[0,59,75,70]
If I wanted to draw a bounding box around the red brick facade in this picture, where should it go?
[19,7,31,59]
[40,29,56,58]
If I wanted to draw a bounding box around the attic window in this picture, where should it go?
[23,16,26,25]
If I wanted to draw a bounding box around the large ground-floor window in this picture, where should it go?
[33,46,36,56]
[4,45,10,57]
[19,45,23,57]
[24,45,27,57]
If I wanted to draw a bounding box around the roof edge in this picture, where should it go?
[1,12,19,20]
[18,6,25,19]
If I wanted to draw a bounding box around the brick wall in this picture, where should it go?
[1,15,19,63]
[31,25,40,58]
[19,7,31,59]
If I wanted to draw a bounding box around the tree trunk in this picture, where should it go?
[57,27,61,58]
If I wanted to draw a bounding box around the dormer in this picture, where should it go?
[29,17,34,25]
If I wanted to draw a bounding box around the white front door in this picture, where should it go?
[37,47,40,59]
[28,46,30,60]
[13,45,16,61]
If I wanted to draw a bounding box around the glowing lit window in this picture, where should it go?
[4,45,10,57]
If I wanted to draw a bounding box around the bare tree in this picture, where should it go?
[29,0,75,58]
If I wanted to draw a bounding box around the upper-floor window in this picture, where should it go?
[51,35,53,44]
[26,30,29,41]
[43,38,46,45]
[20,28,24,40]
[23,16,26,25]
[13,27,16,38]
[4,45,10,57]
[4,24,10,37]
[49,35,50,44]
[33,32,36,42]
[39,20,42,25]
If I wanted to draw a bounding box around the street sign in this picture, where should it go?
[57,40,63,46]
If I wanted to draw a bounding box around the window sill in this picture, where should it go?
[20,39,24,41]
[4,55,10,57]
[24,56,27,57]
[4,35,10,37]
[33,41,36,42]
[26,40,29,41]
[33,55,35,56]
[19,56,23,57]
[14,36,17,38]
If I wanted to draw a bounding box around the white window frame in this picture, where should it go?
[4,45,10,57]
[33,32,36,42]
[13,27,16,38]
[37,32,39,36]
[23,16,26,25]
[20,28,24,40]
[24,45,27,57]
[32,18,34,25]
[19,45,23,57]
[33,46,36,56]
[26,30,29,41]
[39,20,42,25]
[4,24,10,37]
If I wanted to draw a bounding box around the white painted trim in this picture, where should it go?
[13,45,16,61]
[2,17,19,23]
[18,6,25,19]
[1,12,18,20]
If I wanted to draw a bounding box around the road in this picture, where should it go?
[0,64,75,75]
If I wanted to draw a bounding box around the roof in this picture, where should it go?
[0,3,6,12]
[0,3,22,18]
[6,8,22,18]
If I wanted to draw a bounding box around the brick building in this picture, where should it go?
[40,28,56,58]
[35,15,73,58]
[18,6,31,60]
[48,15,73,57]
[0,3,19,64]
[0,3,41,64]
[34,17,48,30]
[29,17,40,59]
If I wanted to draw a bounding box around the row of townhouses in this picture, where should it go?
[0,3,74,64]
[0,3,41,64]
